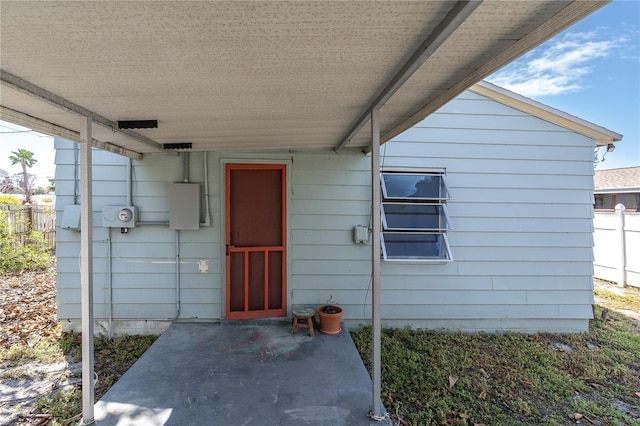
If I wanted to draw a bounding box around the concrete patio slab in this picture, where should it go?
[93,322,389,425]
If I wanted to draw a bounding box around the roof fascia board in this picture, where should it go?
[0,69,164,152]
[335,0,482,151]
[0,106,143,160]
[470,80,623,145]
[375,0,612,151]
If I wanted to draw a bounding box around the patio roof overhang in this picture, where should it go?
[0,1,611,424]
[0,1,608,158]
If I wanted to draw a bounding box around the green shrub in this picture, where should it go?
[0,210,51,273]
[0,195,21,205]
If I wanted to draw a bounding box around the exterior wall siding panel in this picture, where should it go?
[54,87,597,333]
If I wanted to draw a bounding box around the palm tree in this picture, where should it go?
[9,149,37,204]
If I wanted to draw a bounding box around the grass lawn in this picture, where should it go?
[351,300,640,425]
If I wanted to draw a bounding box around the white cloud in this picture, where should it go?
[488,31,624,97]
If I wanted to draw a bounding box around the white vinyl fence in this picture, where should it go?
[593,205,640,288]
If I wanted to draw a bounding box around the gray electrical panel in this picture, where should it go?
[169,183,200,230]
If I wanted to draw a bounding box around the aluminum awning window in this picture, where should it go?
[381,232,452,261]
[381,172,450,200]
[381,203,451,231]
[380,170,452,262]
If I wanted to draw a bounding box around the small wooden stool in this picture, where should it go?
[291,308,316,337]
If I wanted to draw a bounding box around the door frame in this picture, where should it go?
[222,160,290,320]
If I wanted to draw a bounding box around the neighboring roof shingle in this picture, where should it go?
[594,167,640,190]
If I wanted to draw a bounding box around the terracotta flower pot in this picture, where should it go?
[317,305,343,335]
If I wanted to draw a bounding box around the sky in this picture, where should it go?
[487,0,639,170]
[0,0,638,180]
[0,121,55,188]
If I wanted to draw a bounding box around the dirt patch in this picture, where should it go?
[0,261,58,348]
[0,362,81,425]
[594,279,640,323]
[1,261,157,425]
[0,261,63,425]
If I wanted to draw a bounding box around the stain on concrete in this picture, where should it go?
[217,325,314,360]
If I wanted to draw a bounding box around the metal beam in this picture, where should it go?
[80,117,95,425]
[0,106,143,160]
[379,0,609,146]
[370,108,383,420]
[0,69,164,152]
[335,0,481,150]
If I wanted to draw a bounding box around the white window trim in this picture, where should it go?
[380,169,453,263]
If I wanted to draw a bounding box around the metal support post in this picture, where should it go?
[80,117,95,425]
[371,108,383,419]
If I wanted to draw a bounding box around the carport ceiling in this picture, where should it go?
[1,1,607,157]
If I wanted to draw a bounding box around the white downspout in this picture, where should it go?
[202,151,211,227]
[126,158,133,207]
[73,143,79,205]
[107,228,113,338]
[183,152,189,183]
[175,230,181,319]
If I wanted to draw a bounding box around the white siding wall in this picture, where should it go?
[374,91,596,332]
[55,89,597,334]
[55,141,224,327]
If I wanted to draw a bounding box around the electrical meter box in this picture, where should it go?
[169,183,200,230]
[102,206,137,228]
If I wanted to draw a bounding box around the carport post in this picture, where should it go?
[80,117,95,425]
[371,108,382,419]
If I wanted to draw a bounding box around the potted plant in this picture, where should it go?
[317,295,343,335]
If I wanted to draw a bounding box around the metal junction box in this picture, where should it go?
[61,204,81,231]
[169,183,200,230]
[102,206,138,228]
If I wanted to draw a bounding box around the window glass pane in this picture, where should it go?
[594,194,615,209]
[616,193,640,210]
[382,232,450,260]
[382,173,445,200]
[382,203,447,230]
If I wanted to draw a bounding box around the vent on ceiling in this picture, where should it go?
[117,120,158,129]
[163,143,192,150]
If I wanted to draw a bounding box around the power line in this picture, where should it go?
[0,123,52,138]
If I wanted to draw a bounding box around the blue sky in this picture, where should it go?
[0,0,638,184]
[0,121,55,187]
[488,0,639,170]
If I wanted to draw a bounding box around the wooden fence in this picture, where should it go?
[0,205,56,250]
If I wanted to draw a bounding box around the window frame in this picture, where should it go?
[381,202,451,232]
[380,231,453,262]
[380,168,453,263]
